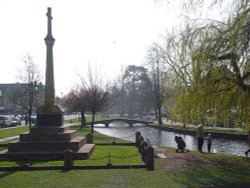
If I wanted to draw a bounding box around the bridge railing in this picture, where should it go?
[84,118,153,127]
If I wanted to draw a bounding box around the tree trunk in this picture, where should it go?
[28,103,32,131]
[80,111,86,129]
[154,107,158,120]
[183,118,186,128]
[157,104,162,125]
[91,113,95,134]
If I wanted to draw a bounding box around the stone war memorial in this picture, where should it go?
[0,8,95,160]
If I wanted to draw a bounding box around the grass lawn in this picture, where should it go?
[0,145,142,167]
[0,147,250,188]
[70,125,131,144]
[0,126,29,139]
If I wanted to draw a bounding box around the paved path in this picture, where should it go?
[163,119,244,131]
[0,136,19,142]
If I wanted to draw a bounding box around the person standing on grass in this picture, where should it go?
[245,130,250,157]
[245,148,250,157]
[205,133,212,153]
[196,123,205,152]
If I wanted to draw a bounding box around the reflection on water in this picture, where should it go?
[94,122,249,157]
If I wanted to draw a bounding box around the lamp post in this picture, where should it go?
[156,59,162,125]
[28,80,37,131]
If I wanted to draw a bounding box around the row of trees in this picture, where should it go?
[8,54,166,132]
[8,1,250,130]
[63,64,167,127]
[61,0,250,130]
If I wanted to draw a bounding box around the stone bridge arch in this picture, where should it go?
[85,118,152,127]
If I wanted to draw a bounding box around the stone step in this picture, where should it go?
[0,150,65,161]
[8,137,86,152]
[75,144,96,159]
[19,130,78,142]
[0,144,95,161]
[30,126,69,134]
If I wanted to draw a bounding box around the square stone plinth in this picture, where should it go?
[36,104,64,127]
[8,136,86,152]
[0,126,95,160]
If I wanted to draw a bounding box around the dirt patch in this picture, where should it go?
[155,149,204,171]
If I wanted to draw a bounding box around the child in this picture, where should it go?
[174,136,187,153]
[205,134,212,153]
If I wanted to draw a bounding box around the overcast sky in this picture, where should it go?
[0,0,218,96]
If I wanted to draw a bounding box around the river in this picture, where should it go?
[94,122,249,157]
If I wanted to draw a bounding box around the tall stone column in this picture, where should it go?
[36,7,63,127]
[44,7,55,105]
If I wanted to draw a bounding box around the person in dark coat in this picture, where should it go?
[196,123,205,152]
[175,136,188,153]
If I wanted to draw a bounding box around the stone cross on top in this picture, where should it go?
[46,8,53,38]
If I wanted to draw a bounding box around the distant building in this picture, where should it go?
[0,83,45,115]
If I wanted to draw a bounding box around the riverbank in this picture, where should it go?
[148,122,248,141]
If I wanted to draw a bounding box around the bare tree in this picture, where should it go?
[63,86,86,128]
[10,54,43,129]
[84,86,111,134]
[78,64,115,134]
[114,65,126,117]
[145,43,168,125]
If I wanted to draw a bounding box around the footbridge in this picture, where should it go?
[85,118,153,127]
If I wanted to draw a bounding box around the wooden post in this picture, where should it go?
[138,136,144,153]
[64,149,73,170]
[86,133,93,144]
[105,122,109,127]
[146,146,154,170]
[142,141,148,162]
[135,131,141,147]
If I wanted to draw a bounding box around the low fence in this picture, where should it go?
[135,131,154,170]
[85,132,154,170]
[0,132,154,171]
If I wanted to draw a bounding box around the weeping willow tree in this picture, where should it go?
[190,2,250,128]
[158,0,250,128]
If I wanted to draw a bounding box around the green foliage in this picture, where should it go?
[123,65,153,117]
[162,1,250,128]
